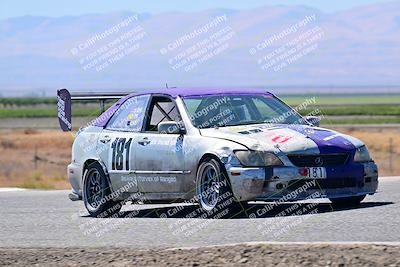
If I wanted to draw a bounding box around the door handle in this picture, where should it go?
[138,137,151,146]
[99,136,111,143]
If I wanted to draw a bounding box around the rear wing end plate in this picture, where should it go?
[57,89,131,132]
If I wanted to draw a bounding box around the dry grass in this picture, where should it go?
[0,128,398,189]
[335,127,400,177]
[0,130,74,189]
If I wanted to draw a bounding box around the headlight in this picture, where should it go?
[354,145,371,162]
[234,150,283,167]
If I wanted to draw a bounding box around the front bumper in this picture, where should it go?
[227,161,379,202]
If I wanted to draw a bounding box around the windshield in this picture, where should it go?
[182,94,304,129]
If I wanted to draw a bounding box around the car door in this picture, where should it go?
[96,94,150,193]
[134,95,187,193]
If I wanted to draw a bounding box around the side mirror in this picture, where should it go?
[305,116,321,127]
[158,121,185,134]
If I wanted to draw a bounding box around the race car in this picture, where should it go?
[57,88,379,217]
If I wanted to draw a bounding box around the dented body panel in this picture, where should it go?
[67,88,379,203]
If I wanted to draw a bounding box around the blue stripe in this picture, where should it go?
[286,125,364,179]
[286,125,356,154]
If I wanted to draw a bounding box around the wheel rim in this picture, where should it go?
[85,169,103,210]
[198,163,220,211]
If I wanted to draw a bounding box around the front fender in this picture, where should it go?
[190,137,264,201]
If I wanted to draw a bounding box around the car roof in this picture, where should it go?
[92,87,273,128]
[127,87,273,98]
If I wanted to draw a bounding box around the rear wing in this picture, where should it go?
[57,89,131,131]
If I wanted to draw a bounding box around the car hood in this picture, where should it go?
[199,123,364,155]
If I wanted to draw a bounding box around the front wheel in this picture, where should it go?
[83,162,122,217]
[329,195,366,207]
[195,158,247,217]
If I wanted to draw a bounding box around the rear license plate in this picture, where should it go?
[306,167,327,179]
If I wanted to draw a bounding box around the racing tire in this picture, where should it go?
[329,195,366,207]
[82,162,122,218]
[195,158,248,218]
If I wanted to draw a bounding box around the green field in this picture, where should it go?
[0,107,100,118]
[1,106,397,119]
[0,94,399,124]
[1,93,400,106]
[321,117,400,125]
[299,106,400,116]
[2,103,399,117]
[0,97,56,106]
[280,94,400,106]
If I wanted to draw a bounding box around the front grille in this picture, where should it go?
[287,178,358,190]
[288,153,349,167]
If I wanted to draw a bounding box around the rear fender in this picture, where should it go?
[82,158,114,193]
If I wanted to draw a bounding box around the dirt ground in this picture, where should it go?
[0,127,398,189]
[0,130,74,189]
[0,244,399,266]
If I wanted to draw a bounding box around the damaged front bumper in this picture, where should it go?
[226,161,379,202]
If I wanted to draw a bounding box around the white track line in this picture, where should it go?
[380,176,400,180]
[0,188,27,192]
[167,241,400,251]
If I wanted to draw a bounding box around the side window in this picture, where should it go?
[106,95,150,131]
[145,96,181,132]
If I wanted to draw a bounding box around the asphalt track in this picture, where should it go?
[0,177,399,248]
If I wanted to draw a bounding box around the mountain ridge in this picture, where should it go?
[0,2,399,95]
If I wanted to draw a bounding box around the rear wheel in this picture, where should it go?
[83,162,122,217]
[329,195,366,207]
[196,158,247,217]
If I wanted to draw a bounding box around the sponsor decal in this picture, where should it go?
[121,175,136,182]
[271,135,293,144]
[136,176,177,184]
[57,89,72,131]
[236,126,294,144]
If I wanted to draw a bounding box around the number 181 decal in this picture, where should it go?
[111,137,132,170]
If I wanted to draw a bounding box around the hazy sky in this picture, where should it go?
[0,0,395,19]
